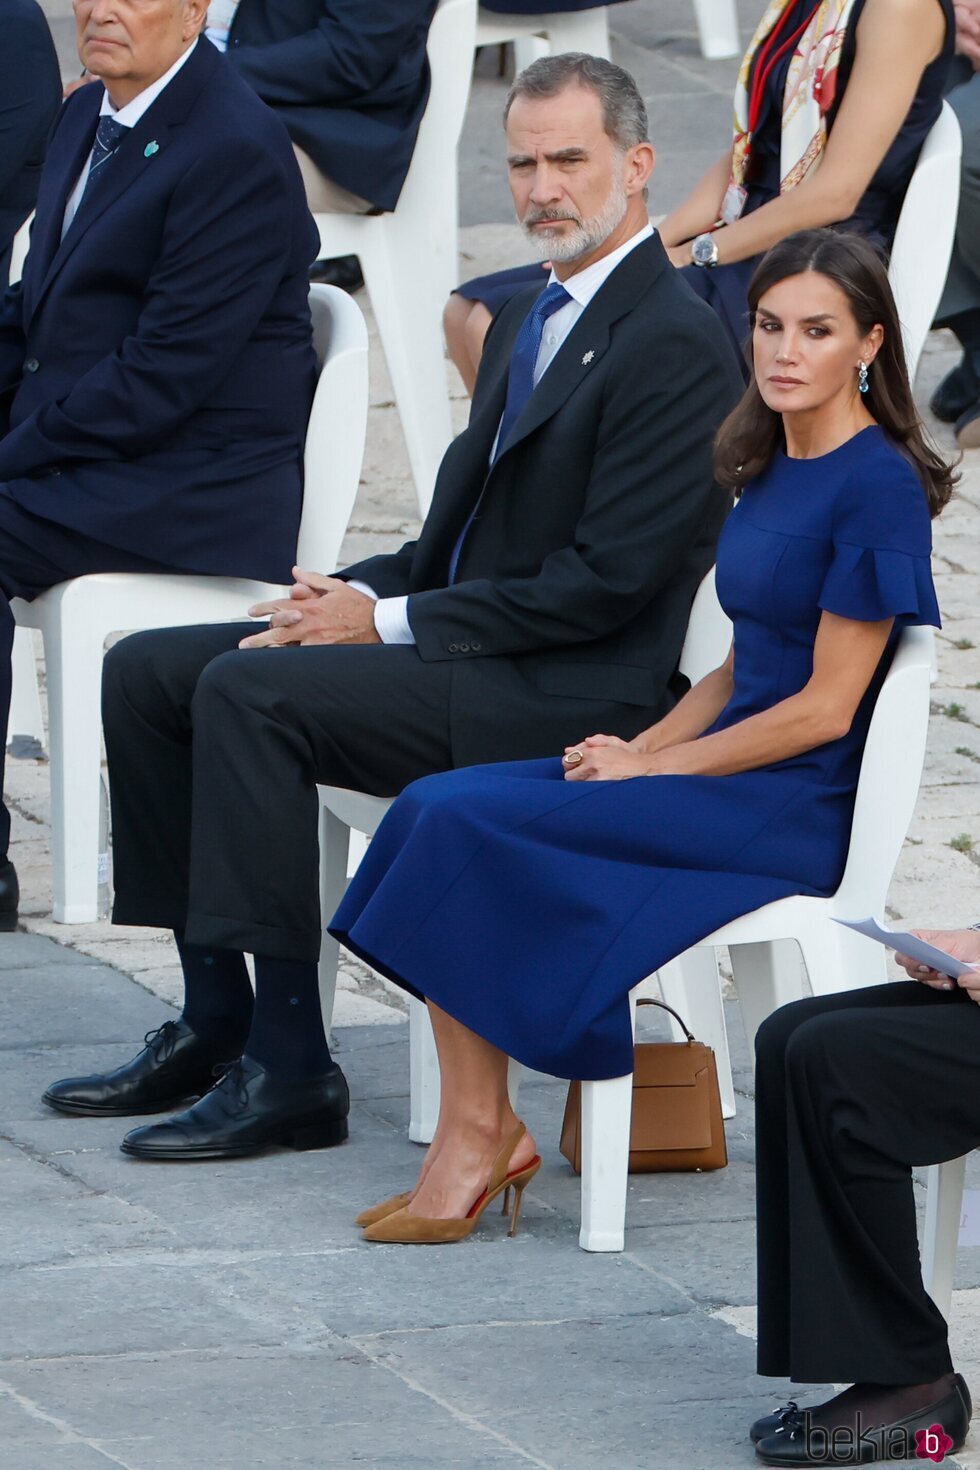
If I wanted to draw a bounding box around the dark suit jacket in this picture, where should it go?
[227,0,437,212]
[0,0,61,281]
[0,39,320,582]
[340,235,744,766]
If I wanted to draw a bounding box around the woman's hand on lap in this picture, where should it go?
[895,928,980,997]
[562,734,674,781]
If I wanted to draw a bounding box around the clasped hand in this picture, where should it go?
[239,567,381,648]
[562,734,677,781]
[896,928,980,1004]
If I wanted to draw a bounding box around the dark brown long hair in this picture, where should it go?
[713,229,956,517]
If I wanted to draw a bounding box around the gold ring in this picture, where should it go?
[563,750,584,767]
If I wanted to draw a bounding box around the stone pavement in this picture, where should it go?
[6,1,980,1465]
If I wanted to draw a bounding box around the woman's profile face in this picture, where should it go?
[752,270,882,415]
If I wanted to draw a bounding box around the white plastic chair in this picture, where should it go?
[922,1156,969,1320]
[889,100,962,383]
[476,5,611,73]
[310,0,477,516]
[10,284,369,923]
[576,622,936,1250]
[691,0,740,59]
[315,567,734,1144]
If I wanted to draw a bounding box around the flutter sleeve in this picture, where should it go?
[818,452,941,627]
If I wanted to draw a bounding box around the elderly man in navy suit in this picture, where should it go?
[0,0,320,927]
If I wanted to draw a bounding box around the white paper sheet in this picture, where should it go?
[833,916,978,979]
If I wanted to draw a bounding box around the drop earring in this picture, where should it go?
[858,361,870,394]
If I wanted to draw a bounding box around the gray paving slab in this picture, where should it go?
[0,1348,543,1470]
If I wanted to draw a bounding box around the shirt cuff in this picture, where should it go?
[345,580,378,601]
[373,596,415,646]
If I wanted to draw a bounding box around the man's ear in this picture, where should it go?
[626,142,655,196]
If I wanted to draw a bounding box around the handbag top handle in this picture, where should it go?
[636,996,697,1044]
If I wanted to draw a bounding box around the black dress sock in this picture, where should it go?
[246,956,332,1079]
[175,931,253,1051]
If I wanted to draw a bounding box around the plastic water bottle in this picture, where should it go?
[97,774,113,919]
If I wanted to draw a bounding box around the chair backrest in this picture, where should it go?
[832,623,935,914]
[399,0,477,304]
[888,101,962,382]
[678,566,733,686]
[299,284,370,572]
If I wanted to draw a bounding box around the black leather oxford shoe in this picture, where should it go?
[42,1018,233,1117]
[0,858,19,932]
[119,1056,350,1160]
[755,1376,971,1466]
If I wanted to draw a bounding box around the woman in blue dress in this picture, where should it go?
[446,0,953,389]
[331,229,952,1247]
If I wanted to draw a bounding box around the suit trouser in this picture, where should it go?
[103,624,456,963]
[755,981,980,1386]
[0,493,177,858]
[938,61,980,325]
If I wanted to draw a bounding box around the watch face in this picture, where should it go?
[693,235,717,266]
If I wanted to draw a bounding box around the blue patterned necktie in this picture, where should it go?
[79,116,128,207]
[447,281,572,584]
[493,280,572,462]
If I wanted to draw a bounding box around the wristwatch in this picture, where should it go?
[691,232,720,268]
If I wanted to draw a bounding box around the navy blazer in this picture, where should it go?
[0,0,61,280]
[0,39,320,582]
[227,0,437,212]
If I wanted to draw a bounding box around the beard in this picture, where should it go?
[519,173,630,264]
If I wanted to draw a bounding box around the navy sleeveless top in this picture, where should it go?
[745,0,955,249]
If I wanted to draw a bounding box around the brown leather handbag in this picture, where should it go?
[559,999,728,1174]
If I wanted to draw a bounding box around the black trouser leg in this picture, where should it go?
[756,982,980,1386]
[104,627,455,963]
[0,494,179,862]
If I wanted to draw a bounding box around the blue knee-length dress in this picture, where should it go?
[330,427,940,1080]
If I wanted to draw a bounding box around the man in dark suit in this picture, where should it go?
[44,55,743,1160]
[0,0,319,926]
[0,0,61,285]
[218,0,437,216]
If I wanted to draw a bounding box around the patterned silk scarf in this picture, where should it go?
[725,0,859,220]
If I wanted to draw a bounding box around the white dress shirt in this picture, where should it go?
[357,221,655,646]
[61,40,199,240]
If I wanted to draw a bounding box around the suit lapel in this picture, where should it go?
[22,96,101,321]
[493,234,667,465]
[29,40,218,319]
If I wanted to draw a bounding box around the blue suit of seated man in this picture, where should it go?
[0,0,320,915]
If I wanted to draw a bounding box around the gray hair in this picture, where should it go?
[504,53,648,152]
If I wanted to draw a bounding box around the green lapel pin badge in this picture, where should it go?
[144,141,159,158]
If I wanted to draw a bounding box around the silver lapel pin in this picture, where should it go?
[582,350,595,365]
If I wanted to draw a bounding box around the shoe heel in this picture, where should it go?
[501,1185,511,1217]
[286,1116,348,1151]
[0,912,17,933]
[506,1162,540,1238]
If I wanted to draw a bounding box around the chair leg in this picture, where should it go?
[548,9,612,58]
[658,949,736,1119]
[359,236,453,517]
[409,996,441,1143]
[42,618,105,923]
[7,627,44,747]
[691,0,741,58]
[922,1156,967,1320]
[317,802,352,1039]
[729,939,807,1052]
[579,992,637,1252]
[513,33,548,71]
